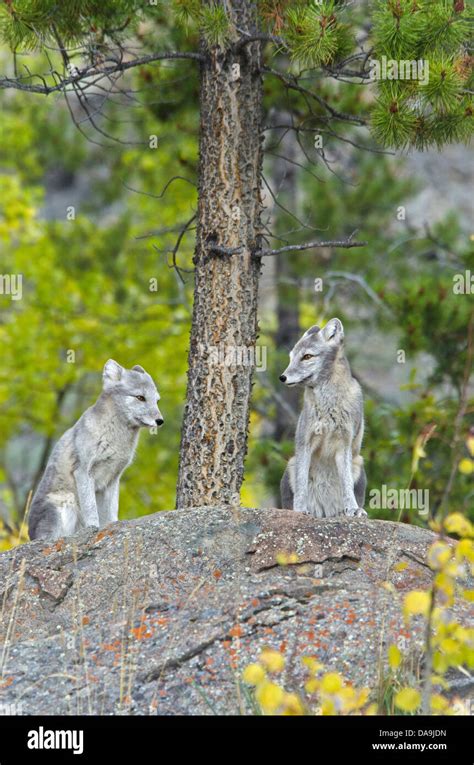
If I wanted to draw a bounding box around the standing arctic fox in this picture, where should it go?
[279,318,366,518]
[28,360,164,541]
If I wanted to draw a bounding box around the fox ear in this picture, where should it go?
[103,359,123,387]
[132,364,145,374]
[303,324,320,338]
[321,318,344,344]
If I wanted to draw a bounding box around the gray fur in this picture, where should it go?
[28,360,163,541]
[279,318,367,518]
[280,468,293,511]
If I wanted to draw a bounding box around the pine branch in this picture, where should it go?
[263,66,367,126]
[257,235,367,256]
[0,50,204,95]
[209,237,367,258]
[234,33,284,50]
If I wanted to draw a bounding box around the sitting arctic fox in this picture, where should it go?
[279,319,366,518]
[28,360,163,541]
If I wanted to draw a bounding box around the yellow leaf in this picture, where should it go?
[365,703,378,716]
[320,673,343,693]
[427,541,452,571]
[434,572,455,605]
[305,678,320,694]
[433,651,449,674]
[242,663,265,686]
[260,649,285,673]
[441,560,464,578]
[444,513,473,538]
[431,675,449,690]
[275,551,299,565]
[321,699,336,715]
[403,591,431,621]
[394,687,421,712]
[388,644,402,670]
[357,688,370,707]
[281,692,304,715]
[465,648,474,669]
[393,562,408,572]
[466,433,474,458]
[301,656,323,674]
[440,637,459,654]
[431,694,449,712]
[411,440,426,474]
[458,458,474,476]
[456,539,474,562]
[463,590,474,602]
[255,681,284,713]
[453,625,471,642]
[339,686,357,711]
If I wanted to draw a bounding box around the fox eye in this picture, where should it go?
[302,354,315,361]
[136,395,146,402]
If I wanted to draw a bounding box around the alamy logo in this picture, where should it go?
[369,484,429,518]
[0,701,23,715]
[453,270,474,294]
[199,343,267,371]
[27,726,84,755]
[369,56,429,85]
[451,697,473,715]
[0,273,22,301]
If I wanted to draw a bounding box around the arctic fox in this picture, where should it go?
[28,360,163,541]
[279,319,366,518]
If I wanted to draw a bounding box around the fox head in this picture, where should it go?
[102,360,164,429]
[279,318,345,388]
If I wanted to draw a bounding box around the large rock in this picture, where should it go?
[0,507,471,715]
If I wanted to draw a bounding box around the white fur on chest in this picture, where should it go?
[306,398,354,457]
[89,425,138,490]
[289,385,362,518]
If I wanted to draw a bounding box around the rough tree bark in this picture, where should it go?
[176,1,264,508]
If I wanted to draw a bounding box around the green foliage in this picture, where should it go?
[0,54,198,526]
[364,219,474,520]
[173,0,202,29]
[283,1,355,68]
[0,2,472,535]
[0,0,159,52]
[173,0,232,48]
[370,0,473,149]
[200,3,232,48]
[420,58,464,113]
[246,73,473,523]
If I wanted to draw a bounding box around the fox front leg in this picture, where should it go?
[335,448,366,518]
[293,444,311,513]
[73,467,100,529]
[96,478,120,526]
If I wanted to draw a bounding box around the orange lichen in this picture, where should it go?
[131,625,154,640]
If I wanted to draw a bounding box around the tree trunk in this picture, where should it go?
[176,2,263,508]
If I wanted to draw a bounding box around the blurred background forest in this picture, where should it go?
[0,3,473,548]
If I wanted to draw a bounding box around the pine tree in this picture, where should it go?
[0,1,471,509]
